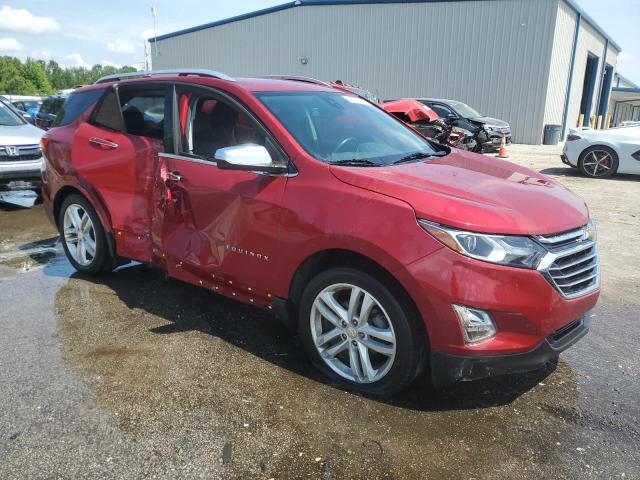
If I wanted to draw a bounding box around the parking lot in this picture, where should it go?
[0,144,638,479]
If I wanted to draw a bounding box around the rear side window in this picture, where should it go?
[91,89,125,132]
[90,84,167,139]
[54,90,104,127]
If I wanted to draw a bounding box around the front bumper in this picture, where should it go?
[395,244,598,383]
[431,314,590,387]
[482,134,511,152]
[0,159,43,185]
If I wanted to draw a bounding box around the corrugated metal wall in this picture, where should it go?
[153,0,592,144]
[542,0,575,129]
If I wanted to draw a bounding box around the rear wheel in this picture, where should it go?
[298,267,426,396]
[59,194,114,275]
[578,146,618,178]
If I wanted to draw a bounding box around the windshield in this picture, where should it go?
[0,101,25,126]
[448,101,482,118]
[341,86,380,104]
[256,92,438,166]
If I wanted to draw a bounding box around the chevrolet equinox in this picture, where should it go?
[41,70,599,396]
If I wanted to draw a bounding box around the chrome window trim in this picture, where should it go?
[159,152,217,166]
[158,152,297,177]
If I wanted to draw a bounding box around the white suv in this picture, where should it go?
[0,98,44,189]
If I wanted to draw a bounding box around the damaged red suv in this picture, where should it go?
[41,70,599,396]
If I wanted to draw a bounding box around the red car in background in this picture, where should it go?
[41,70,598,396]
[382,98,479,151]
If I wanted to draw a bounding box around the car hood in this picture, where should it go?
[0,122,44,145]
[329,150,589,235]
[470,116,510,128]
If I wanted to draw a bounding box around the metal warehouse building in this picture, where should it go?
[150,0,622,144]
[609,73,640,126]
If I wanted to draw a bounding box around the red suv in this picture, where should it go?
[41,70,599,396]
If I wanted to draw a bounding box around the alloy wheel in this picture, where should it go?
[310,283,396,384]
[63,204,97,267]
[582,149,614,177]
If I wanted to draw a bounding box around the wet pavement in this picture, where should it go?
[1,146,639,479]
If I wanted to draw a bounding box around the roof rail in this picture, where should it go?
[259,75,330,86]
[94,69,235,84]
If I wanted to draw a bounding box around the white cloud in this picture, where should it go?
[100,59,121,68]
[617,51,633,65]
[65,53,90,69]
[0,5,60,35]
[616,51,640,84]
[31,49,52,60]
[106,39,135,54]
[0,37,23,53]
[140,28,161,41]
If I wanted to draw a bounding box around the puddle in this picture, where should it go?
[52,263,608,479]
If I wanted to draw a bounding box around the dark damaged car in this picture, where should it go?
[418,98,512,152]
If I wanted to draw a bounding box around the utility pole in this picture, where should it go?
[143,40,149,71]
[151,5,158,59]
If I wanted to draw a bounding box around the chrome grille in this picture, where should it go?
[494,126,510,134]
[0,144,42,162]
[536,224,599,298]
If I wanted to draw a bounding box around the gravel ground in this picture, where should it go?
[0,143,638,479]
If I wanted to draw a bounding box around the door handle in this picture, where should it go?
[89,137,118,150]
[168,171,184,182]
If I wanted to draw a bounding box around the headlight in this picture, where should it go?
[419,220,547,269]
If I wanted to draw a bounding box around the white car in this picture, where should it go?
[0,98,44,189]
[562,126,640,178]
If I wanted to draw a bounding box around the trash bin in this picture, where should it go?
[543,124,562,145]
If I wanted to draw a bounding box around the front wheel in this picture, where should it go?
[298,268,427,396]
[59,194,114,275]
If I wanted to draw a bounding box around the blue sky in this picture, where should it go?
[0,0,638,83]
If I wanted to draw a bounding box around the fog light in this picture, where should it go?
[452,304,497,344]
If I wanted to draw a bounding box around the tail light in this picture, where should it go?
[40,136,49,158]
[567,134,581,141]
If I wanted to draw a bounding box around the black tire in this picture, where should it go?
[58,194,114,275]
[298,267,427,397]
[578,145,618,178]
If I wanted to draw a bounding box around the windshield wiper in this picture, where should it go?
[393,151,448,165]
[329,158,380,167]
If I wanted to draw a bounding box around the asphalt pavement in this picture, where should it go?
[0,144,638,479]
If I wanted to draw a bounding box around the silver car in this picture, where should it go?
[0,99,44,188]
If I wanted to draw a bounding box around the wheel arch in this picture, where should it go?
[53,183,116,258]
[579,143,619,160]
[286,248,429,346]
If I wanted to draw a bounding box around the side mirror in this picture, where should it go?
[214,144,287,174]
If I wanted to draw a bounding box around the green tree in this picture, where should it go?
[1,56,139,95]
[0,56,36,94]
[21,58,54,95]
